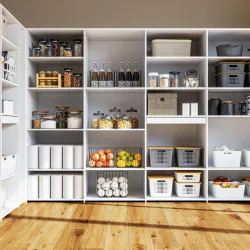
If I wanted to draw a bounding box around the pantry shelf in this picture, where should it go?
[147,167,206,170]
[86,129,145,132]
[208,194,250,201]
[146,195,206,201]
[208,167,250,170]
[27,129,84,132]
[147,87,207,91]
[85,87,145,92]
[28,57,84,64]
[86,168,145,171]
[208,57,250,65]
[86,193,145,201]
[1,79,19,88]
[27,199,84,202]
[147,57,206,63]
[2,36,19,51]
[27,169,84,172]
[27,87,83,92]
[208,116,250,118]
[208,87,250,92]
[146,117,207,124]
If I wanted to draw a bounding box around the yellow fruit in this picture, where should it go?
[134,153,142,161]
[117,160,126,168]
[118,151,126,157]
[132,159,140,167]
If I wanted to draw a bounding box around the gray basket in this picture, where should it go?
[149,147,174,167]
[176,147,201,167]
[148,93,177,115]
[216,44,243,57]
[215,73,245,87]
[215,62,246,74]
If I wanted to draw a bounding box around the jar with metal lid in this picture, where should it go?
[74,39,83,57]
[221,101,235,115]
[44,43,52,57]
[41,115,56,129]
[118,115,132,129]
[109,107,121,128]
[92,111,104,128]
[159,74,170,88]
[64,68,73,87]
[170,71,180,87]
[126,108,139,128]
[64,46,72,57]
[148,72,158,87]
[39,71,46,77]
[60,42,68,57]
[39,39,46,56]
[73,73,82,87]
[99,115,113,129]
[32,110,49,129]
[68,110,83,129]
[46,71,51,77]
[51,71,58,86]
[32,46,41,57]
[56,106,69,128]
[51,39,59,57]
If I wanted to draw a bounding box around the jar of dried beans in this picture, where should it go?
[64,46,72,57]
[74,39,83,57]
[60,42,68,57]
[73,73,82,87]
[64,68,73,87]
[126,108,139,128]
[51,39,59,56]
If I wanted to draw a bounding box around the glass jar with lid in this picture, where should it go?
[51,39,59,56]
[56,106,69,129]
[60,42,68,57]
[44,43,52,57]
[92,111,104,128]
[64,46,73,57]
[99,115,113,129]
[109,107,121,128]
[74,39,83,57]
[51,71,58,86]
[32,110,49,129]
[32,46,41,57]
[148,72,159,87]
[73,73,82,87]
[118,115,132,129]
[169,71,180,87]
[126,108,139,128]
[68,110,83,129]
[39,39,47,56]
[41,115,56,129]
[159,74,170,88]
[64,68,73,87]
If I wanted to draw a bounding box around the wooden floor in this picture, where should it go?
[0,202,250,250]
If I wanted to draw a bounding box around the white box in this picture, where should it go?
[212,150,242,168]
[211,182,245,198]
[1,154,17,178]
[175,181,201,198]
[242,149,250,168]
[191,103,198,116]
[148,175,174,197]
[174,171,201,183]
[2,100,14,114]
[182,103,190,116]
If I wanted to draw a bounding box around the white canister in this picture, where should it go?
[74,145,83,169]
[51,175,63,199]
[74,175,83,199]
[51,145,63,169]
[2,100,14,114]
[63,175,74,199]
[182,103,190,116]
[243,149,250,168]
[28,175,39,199]
[67,110,83,129]
[39,145,51,169]
[191,103,198,116]
[39,175,51,199]
[63,145,74,169]
[28,145,39,169]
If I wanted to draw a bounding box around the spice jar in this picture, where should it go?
[159,74,170,88]
[74,39,83,57]
[64,68,73,87]
[92,111,104,128]
[39,71,46,77]
[99,115,113,129]
[118,115,132,129]
[32,110,49,129]
[109,107,121,128]
[148,72,158,87]
[170,71,180,87]
[44,43,52,57]
[39,39,46,56]
[51,39,59,57]
[126,108,139,128]
[56,106,69,128]
[45,80,52,86]
[41,115,56,129]
[32,46,41,57]
[51,71,58,86]
[73,73,82,87]
[39,80,45,86]
[60,42,68,57]
[68,110,83,129]
[64,46,72,57]
[46,71,51,77]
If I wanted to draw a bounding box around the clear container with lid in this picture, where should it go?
[51,39,59,57]
[109,107,121,128]
[64,68,73,87]
[56,106,69,129]
[39,39,47,57]
[118,115,132,129]
[32,110,49,129]
[159,74,170,88]
[44,43,52,57]
[148,72,159,87]
[64,46,73,57]
[170,71,180,87]
[68,110,83,129]
[99,115,113,129]
[32,46,41,57]
[41,115,56,129]
[73,73,82,87]
[74,39,83,57]
[126,108,139,128]
[51,71,58,86]
[92,111,104,128]
[60,42,68,57]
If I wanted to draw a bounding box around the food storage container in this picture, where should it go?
[64,68,73,87]
[39,39,47,57]
[183,69,200,87]
[74,39,83,57]
[118,115,132,129]
[211,182,245,198]
[148,175,174,197]
[170,71,180,87]
[32,46,41,57]
[68,110,83,129]
[51,71,58,86]
[175,147,201,167]
[242,149,250,168]
[39,145,50,169]
[73,73,82,87]
[44,43,52,57]
[109,107,121,128]
[126,108,139,128]
[148,72,158,87]
[182,103,190,116]
[216,44,243,57]
[92,111,104,129]
[64,46,73,57]
[215,73,245,87]
[39,71,45,77]
[159,74,170,88]
[41,115,56,129]
[221,101,235,115]
[32,110,49,129]
[51,39,59,56]
[212,150,242,168]
[46,71,51,77]
[149,146,174,167]
[174,171,201,182]
[99,115,113,129]
[175,181,201,198]
[208,97,221,115]
[56,106,69,129]
[60,42,68,57]
[215,62,246,74]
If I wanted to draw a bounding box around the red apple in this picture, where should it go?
[100,154,106,162]
[97,149,105,156]
[96,161,103,168]
[103,161,108,167]
[89,153,94,159]
[105,149,113,154]
[92,153,99,161]
[89,160,96,167]
[107,153,114,160]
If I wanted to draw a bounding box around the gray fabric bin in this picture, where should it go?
[215,73,245,87]
[215,62,246,74]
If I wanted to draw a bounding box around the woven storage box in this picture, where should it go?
[148,93,177,115]
[152,39,192,57]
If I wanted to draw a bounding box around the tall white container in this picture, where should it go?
[243,149,250,168]
[74,175,83,199]
[74,145,83,169]
[182,103,190,116]
[39,175,50,199]
[51,145,63,169]
[28,145,39,169]
[63,145,74,169]
[39,145,51,169]
[191,103,198,116]
[51,175,63,199]
[63,175,74,199]
[28,175,39,199]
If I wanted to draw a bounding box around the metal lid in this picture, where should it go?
[93,111,104,116]
[45,43,52,47]
[148,72,159,76]
[39,39,46,43]
[64,68,73,71]
[51,39,59,43]
[109,107,121,112]
[56,106,69,109]
[74,73,82,76]
[121,115,130,119]
[126,108,137,113]
[169,71,180,75]
[222,101,233,104]
[101,115,112,120]
[32,110,49,114]
[159,74,170,78]
[74,39,82,43]
[64,46,72,50]
[68,110,82,113]
[185,69,198,78]
[33,46,40,50]
[60,42,68,45]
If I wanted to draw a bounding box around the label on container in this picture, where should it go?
[133,81,140,87]
[106,81,114,87]
[126,81,133,87]
[91,81,99,87]
[118,81,125,87]
[99,81,106,87]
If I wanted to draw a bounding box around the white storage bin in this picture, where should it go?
[28,145,39,169]
[148,175,174,197]
[149,146,174,167]
[242,149,250,168]
[174,171,201,183]
[74,175,83,199]
[152,39,192,57]
[175,181,201,198]
[74,145,83,169]
[51,175,63,199]
[211,182,245,198]
[28,175,38,199]
[39,145,51,169]
[39,175,51,199]
[63,175,74,199]
[175,147,201,167]
[2,100,14,114]
[51,145,63,169]
[212,150,241,168]
[63,145,74,169]
[1,154,17,177]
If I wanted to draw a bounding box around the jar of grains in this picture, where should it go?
[32,110,49,129]
[51,39,59,56]
[148,72,159,87]
[126,108,139,128]
[99,115,113,129]
[44,43,52,57]
[39,71,46,77]
[64,68,73,87]
[51,71,58,86]
[68,110,83,129]
[74,39,83,57]
[92,111,104,128]
[73,73,82,87]
[39,39,46,57]
[159,74,170,88]
[109,107,121,129]
[118,115,132,129]
[32,46,41,57]
[64,46,72,57]
[56,106,69,129]
[41,115,56,129]
[60,42,68,57]
[46,71,51,77]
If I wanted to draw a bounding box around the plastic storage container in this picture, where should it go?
[174,171,201,183]
[175,181,201,198]
[221,101,235,115]
[211,182,245,198]
[63,145,74,169]
[74,145,83,169]
[215,73,245,87]
[28,146,39,169]
[215,62,246,74]
[169,71,180,87]
[148,72,159,87]
[216,44,243,57]
[51,175,63,199]
[175,147,201,167]
[159,74,170,88]
[149,146,174,167]
[41,115,56,129]
[148,175,174,197]
[152,39,192,57]
[39,175,50,199]
[64,68,73,87]
[91,111,104,129]
[67,110,83,129]
[39,145,50,169]
[212,150,242,168]
[242,149,250,168]
[51,145,63,169]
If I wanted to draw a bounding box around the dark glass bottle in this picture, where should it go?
[132,62,140,87]
[91,62,99,87]
[99,62,106,87]
[118,62,125,87]
[126,62,133,87]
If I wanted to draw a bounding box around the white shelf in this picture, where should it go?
[208,57,250,65]
[147,116,207,124]
[146,195,206,201]
[2,203,20,219]
[27,87,83,92]
[0,114,19,124]
[86,129,145,131]
[208,116,250,118]
[85,87,145,92]
[27,129,84,132]
[86,192,144,201]
[208,166,250,170]
[2,36,19,51]
[147,57,206,62]
[1,172,18,181]
[1,79,19,88]
[147,87,206,91]
[86,168,145,171]
[28,57,83,63]
[27,199,84,202]
[147,167,206,171]
[208,194,250,201]
[208,87,250,92]
[27,169,84,172]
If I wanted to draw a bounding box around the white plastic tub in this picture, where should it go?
[175,181,201,198]
[174,171,201,183]
[242,149,250,168]
[212,150,242,168]
[1,154,17,178]
[211,182,245,198]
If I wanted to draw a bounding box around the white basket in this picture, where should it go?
[175,147,201,167]
[242,149,250,168]
[175,181,201,198]
[212,150,241,168]
[152,39,192,57]
[149,147,174,167]
[148,175,174,197]
[211,182,245,198]
[174,171,201,183]
[1,154,17,178]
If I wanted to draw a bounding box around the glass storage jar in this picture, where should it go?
[41,115,56,129]
[51,39,59,56]
[60,42,68,57]
[32,110,49,129]
[64,68,73,87]
[92,111,104,128]
[118,115,132,129]
[44,43,52,57]
[159,74,170,88]
[73,73,82,87]
[170,71,180,87]
[32,46,41,57]
[109,107,121,128]
[51,71,58,86]
[148,72,159,87]
[74,39,83,57]
[68,110,83,129]
[64,46,73,57]
[46,71,51,77]
[39,71,46,77]
[126,108,139,128]
[39,39,46,56]
[56,106,69,129]
[99,115,113,129]
[45,80,52,86]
